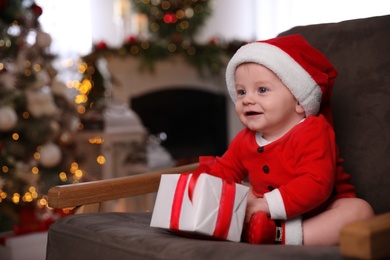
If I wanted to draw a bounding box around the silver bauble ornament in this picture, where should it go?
[39,142,62,168]
[0,107,18,131]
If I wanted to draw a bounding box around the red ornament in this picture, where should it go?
[208,37,218,45]
[125,35,138,44]
[31,3,43,17]
[163,13,178,24]
[95,41,108,50]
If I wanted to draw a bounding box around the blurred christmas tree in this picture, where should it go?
[0,0,80,232]
[132,0,212,41]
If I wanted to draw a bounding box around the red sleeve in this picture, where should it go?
[279,116,337,218]
[206,129,250,183]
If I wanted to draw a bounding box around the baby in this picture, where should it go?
[201,34,374,245]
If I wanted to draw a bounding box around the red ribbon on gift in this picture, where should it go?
[169,162,236,240]
[170,173,190,231]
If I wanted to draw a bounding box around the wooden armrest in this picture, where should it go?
[340,212,390,260]
[48,163,199,209]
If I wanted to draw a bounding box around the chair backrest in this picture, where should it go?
[280,15,390,214]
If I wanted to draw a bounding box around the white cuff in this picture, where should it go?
[285,216,303,245]
[264,189,287,220]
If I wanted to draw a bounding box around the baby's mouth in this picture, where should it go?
[245,111,262,116]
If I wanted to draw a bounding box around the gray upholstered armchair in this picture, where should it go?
[46,15,390,260]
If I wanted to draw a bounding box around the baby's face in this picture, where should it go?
[234,63,305,141]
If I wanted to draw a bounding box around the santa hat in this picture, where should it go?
[225,34,337,122]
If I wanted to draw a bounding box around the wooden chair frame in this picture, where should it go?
[48,163,199,214]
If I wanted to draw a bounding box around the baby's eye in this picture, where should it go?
[258,87,267,93]
[237,89,246,96]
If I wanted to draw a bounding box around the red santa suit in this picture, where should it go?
[207,114,356,220]
[214,34,361,244]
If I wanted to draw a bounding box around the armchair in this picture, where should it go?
[47,15,390,260]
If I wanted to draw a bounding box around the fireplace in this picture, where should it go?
[131,88,228,165]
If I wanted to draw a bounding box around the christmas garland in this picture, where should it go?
[79,0,246,111]
[80,35,244,111]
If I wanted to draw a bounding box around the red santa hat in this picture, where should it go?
[225,34,337,123]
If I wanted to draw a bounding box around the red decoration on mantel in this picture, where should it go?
[31,3,43,17]
[208,37,218,45]
[95,41,108,50]
[125,36,138,44]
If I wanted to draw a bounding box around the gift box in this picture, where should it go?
[0,231,48,260]
[150,173,249,242]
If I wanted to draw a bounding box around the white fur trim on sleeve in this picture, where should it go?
[264,189,287,220]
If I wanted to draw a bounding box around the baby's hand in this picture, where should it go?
[245,191,270,223]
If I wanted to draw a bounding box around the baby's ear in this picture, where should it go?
[295,102,305,115]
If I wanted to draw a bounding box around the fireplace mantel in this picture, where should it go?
[105,56,227,104]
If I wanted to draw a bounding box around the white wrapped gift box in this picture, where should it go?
[0,231,48,260]
[150,173,249,242]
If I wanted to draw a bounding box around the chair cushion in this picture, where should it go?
[47,212,341,260]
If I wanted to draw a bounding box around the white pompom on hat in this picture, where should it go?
[225,34,337,120]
